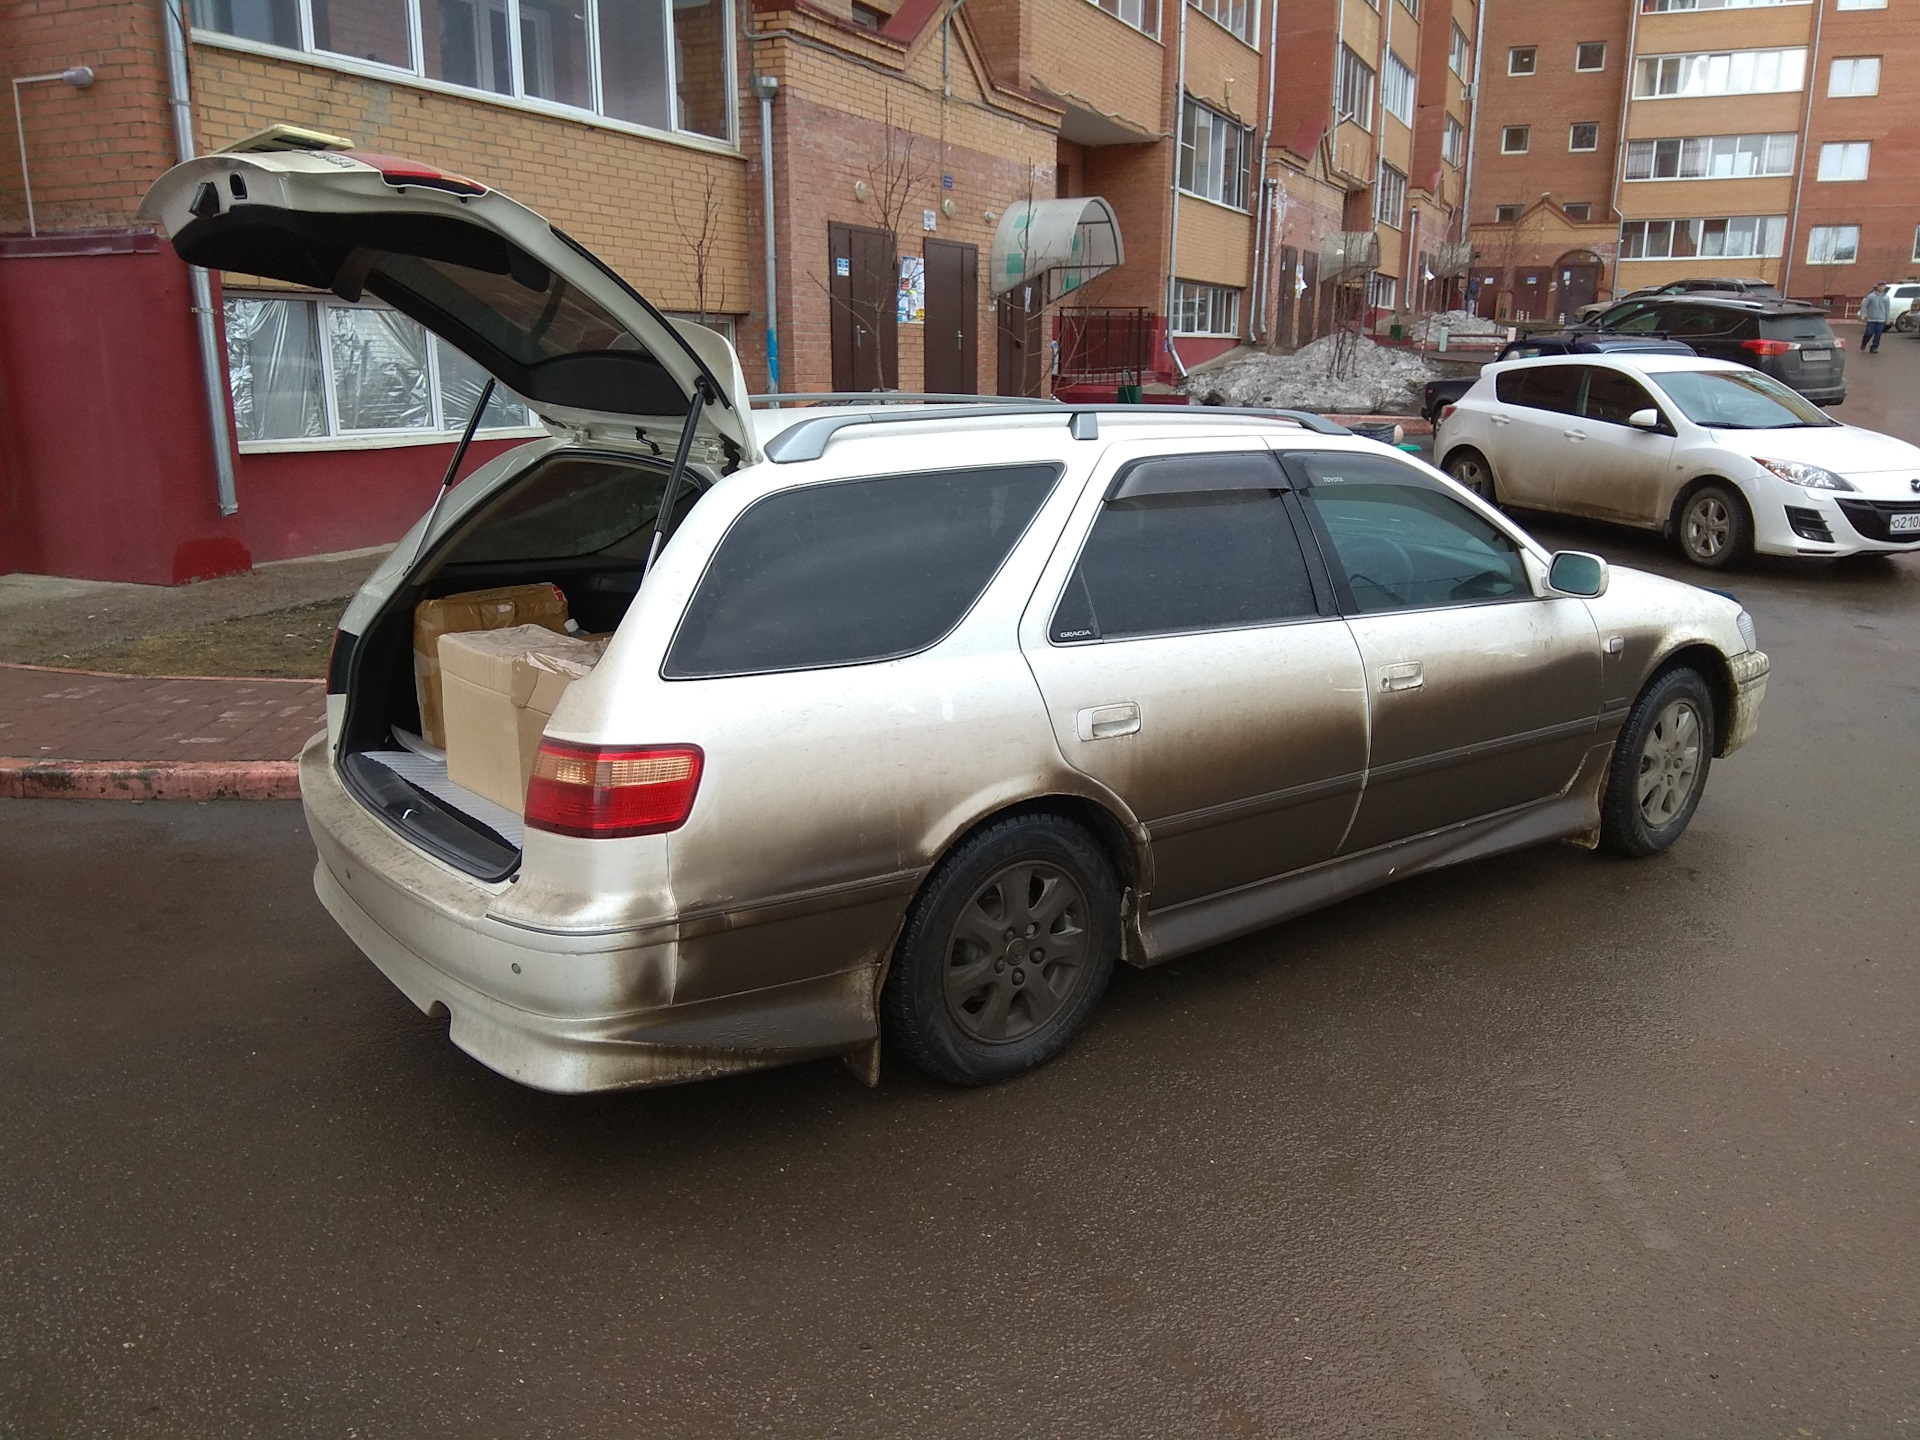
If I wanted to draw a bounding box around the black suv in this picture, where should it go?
[1587,294,1846,405]
[1420,334,1694,423]
[1576,277,1778,320]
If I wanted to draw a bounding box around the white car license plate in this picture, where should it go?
[1801,349,1831,362]
[1890,512,1920,534]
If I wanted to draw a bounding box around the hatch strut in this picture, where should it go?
[643,378,714,579]
[411,378,496,568]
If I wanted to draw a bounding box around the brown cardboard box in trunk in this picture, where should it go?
[438,625,609,813]
[413,584,569,747]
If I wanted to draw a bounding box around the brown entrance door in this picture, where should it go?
[996,281,1045,397]
[1514,269,1548,320]
[923,239,978,394]
[829,222,898,392]
[1555,262,1600,320]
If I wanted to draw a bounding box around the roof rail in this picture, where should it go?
[760,403,1352,464]
[749,392,1057,408]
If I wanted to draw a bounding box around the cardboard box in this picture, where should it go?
[413,584,569,747]
[439,625,609,813]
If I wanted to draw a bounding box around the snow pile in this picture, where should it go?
[1402,308,1501,344]
[1185,334,1435,415]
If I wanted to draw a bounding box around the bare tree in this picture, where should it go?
[673,172,729,327]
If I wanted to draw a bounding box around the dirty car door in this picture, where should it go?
[1020,445,1370,910]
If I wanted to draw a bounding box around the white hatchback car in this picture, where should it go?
[1436,355,1920,567]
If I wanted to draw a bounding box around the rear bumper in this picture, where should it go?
[300,734,876,1092]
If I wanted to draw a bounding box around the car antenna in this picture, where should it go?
[411,378,496,569]
[643,377,714,581]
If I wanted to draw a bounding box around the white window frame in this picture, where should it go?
[1509,46,1537,76]
[1382,51,1416,126]
[1188,0,1252,44]
[1619,215,1787,260]
[1178,95,1252,210]
[1633,47,1807,98]
[1827,56,1881,97]
[1835,0,1885,9]
[1575,41,1606,72]
[224,292,547,453]
[1624,132,1797,180]
[1375,161,1407,228]
[191,0,738,146]
[1336,44,1377,124]
[1569,122,1599,152]
[1494,204,1522,223]
[1449,22,1470,77]
[1913,222,1920,264]
[1502,125,1531,154]
[1817,141,1871,182]
[1442,113,1465,166]
[1091,0,1160,38]
[1806,225,1860,265]
[1171,281,1242,336]
[1641,0,1807,9]
[1563,202,1593,221]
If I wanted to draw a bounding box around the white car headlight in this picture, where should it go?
[1754,457,1855,491]
[1736,609,1758,654]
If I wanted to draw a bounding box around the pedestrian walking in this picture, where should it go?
[1860,282,1891,353]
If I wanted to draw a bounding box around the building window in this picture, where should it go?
[1336,45,1377,123]
[1382,52,1416,125]
[1172,281,1241,336]
[1367,274,1398,308]
[1836,0,1884,7]
[1913,222,1920,262]
[223,294,538,446]
[1502,126,1530,154]
[1576,42,1606,71]
[1569,122,1600,151]
[849,2,884,27]
[1375,162,1408,228]
[1625,133,1797,180]
[1807,225,1860,264]
[1509,46,1537,76]
[1398,0,1418,15]
[1564,202,1592,221]
[1817,141,1871,181]
[1494,204,1522,223]
[191,0,736,141]
[1828,57,1881,97]
[1189,0,1251,42]
[1619,216,1787,260]
[1442,114,1465,165]
[1092,0,1158,37]
[1634,48,1807,98]
[1449,22,1470,77]
[1641,0,1801,9]
[1179,95,1252,210]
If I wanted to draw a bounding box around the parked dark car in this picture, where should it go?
[1587,294,1846,405]
[1575,277,1780,321]
[1421,334,1695,423]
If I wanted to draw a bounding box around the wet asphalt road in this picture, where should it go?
[6,376,1920,1440]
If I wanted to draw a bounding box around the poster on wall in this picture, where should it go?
[897,256,926,324]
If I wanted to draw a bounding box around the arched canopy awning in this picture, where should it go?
[990,197,1123,303]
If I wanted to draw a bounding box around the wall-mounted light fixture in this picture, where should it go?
[12,65,95,237]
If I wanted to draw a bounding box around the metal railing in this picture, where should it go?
[1053,307,1152,387]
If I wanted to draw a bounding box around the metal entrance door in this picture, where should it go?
[923,239,978,394]
[996,282,1045,396]
[828,222,897,392]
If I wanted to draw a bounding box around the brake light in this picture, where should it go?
[1439,404,1457,422]
[344,151,487,196]
[1834,336,1846,350]
[524,741,703,838]
[1741,338,1792,356]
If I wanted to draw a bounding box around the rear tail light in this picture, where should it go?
[524,741,703,838]
[1439,404,1457,422]
[1834,336,1846,350]
[344,150,487,195]
[1741,338,1792,356]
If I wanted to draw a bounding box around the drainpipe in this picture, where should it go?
[1780,2,1824,299]
[1458,0,1486,263]
[1250,0,1281,339]
[1164,0,1189,378]
[1604,0,1640,305]
[162,0,238,516]
[751,74,781,401]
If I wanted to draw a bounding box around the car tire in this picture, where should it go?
[1599,667,1715,858]
[881,812,1119,1086]
[1445,448,1498,504]
[1675,483,1752,569]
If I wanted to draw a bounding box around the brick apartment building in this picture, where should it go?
[2,0,1482,584]
[1467,0,1919,322]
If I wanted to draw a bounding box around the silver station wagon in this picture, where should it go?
[145,152,1770,1092]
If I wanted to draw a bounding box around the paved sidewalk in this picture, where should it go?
[0,663,322,799]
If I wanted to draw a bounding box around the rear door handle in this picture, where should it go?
[1490,414,1511,426]
[1076,702,1141,740]
[1379,661,1424,692]
[1562,428,1586,441]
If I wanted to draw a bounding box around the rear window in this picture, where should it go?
[664,465,1060,678]
[1761,313,1836,344]
[444,455,680,564]
[1495,365,1582,413]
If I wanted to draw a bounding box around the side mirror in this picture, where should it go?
[1628,407,1663,430]
[1548,551,1609,598]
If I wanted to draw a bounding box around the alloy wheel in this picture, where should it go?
[1449,456,1492,500]
[1683,495,1731,561]
[1637,698,1703,827]
[944,861,1090,1044]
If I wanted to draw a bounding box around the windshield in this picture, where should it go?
[1654,369,1836,429]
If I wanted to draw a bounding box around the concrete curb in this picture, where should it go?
[0,758,300,801]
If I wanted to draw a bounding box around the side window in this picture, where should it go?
[1289,452,1532,613]
[1604,303,1665,334]
[664,464,1060,678]
[1494,364,1582,413]
[1581,367,1659,425]
[1049,453,1320,643]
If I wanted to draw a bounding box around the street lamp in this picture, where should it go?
[12,65,95,237]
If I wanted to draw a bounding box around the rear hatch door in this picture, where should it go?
[1763,311,1842,391]
[140,149,757,464]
